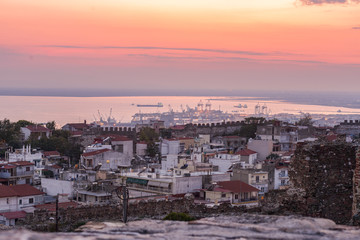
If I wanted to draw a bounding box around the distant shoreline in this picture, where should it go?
[1,93,360,111]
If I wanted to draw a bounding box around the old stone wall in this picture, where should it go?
[262,141,357,225]
[19,198,256,231]
[352,149,360,224]
[169,121,245,138]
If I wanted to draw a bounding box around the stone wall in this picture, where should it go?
[262,141,357,225]
[19,197,257,231]
[169,121,245,138]
[352,149,360,224]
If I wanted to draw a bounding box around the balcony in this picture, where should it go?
[250,180,268,185]
[278,173,289,178]
[14,170,35,177]
[0,172,11,179]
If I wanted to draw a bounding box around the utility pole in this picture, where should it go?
[55,194,59,232]
[122,185,129,223]
[116,184,129,223]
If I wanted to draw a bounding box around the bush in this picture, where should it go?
[163,212,195,221]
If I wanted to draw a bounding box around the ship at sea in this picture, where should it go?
[234,104,248,108]
[137,102,163,107]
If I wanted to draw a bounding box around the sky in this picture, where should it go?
[0,0,360,95]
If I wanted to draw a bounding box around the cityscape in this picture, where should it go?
[1,0,360,239]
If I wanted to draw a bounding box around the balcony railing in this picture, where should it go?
[278,173,288,178]
[0,172,11,179]
[250,180,268,185]
[13,171,35,177]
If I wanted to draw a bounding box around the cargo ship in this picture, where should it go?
[137,102,163,107]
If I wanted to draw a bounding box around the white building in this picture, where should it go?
[161,155,179,171]
[136,142,147,156]
[41,178,74,198]
[235,149,258,166]
[274,165,290,190]
[161,139,180,155]
[209,153,241,172]
[20,125,51,141]
[81,149,131,171]
[0,184,45,226]
[6,145,43,164]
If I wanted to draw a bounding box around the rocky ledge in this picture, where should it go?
[3,214,360,240]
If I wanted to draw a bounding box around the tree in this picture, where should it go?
[15,120,34,128]
[139,127,159,157]
[296,113,313,126]
[46,121,56,131]
[0,119,21,146]
[238,117,266,139]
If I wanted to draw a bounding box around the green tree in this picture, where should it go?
[296,113,313,126]
[139,127,159,157]
[0,119,21,146]
[15,120,34,128]
[29,129,82,166]
[238,117,266,139]
[46,121,56,131]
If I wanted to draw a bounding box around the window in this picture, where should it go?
[6,198,9,204]
[117,144,124,153]
[234,194,238,199]
[26,167,30,171]
[19,199,22,205]
[26,179,30,184]
[261,187,265,192]
[29,198,34,204]
[221,193,226,198]
[256,176,260,183]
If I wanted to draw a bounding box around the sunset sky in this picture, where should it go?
[1,0,359,95]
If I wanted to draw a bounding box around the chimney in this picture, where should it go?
[84,120,87,124]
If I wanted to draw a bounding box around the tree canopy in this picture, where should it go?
[296,113,314,126]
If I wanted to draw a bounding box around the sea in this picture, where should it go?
[1,96,360,127]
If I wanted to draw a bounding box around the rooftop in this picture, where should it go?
[82,149,111,157]
[216,181,260,193]
[235,149,257,156]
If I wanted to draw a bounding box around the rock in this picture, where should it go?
[2,214,360,239]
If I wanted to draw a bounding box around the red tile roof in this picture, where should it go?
[110,136,132,141]
[326,135,338,142]
[0,211,26,219]
[25,125,50,132]
[0,185,18,198]
[0,164,16,169]
[235,149,257,156]
[11,161,34,166]
[35,201,78,211]
[70,131,83,136]
[82,148,111,157]
[213,187,232,193]
[216,181,259,193]
[10,184,44,197]
[49,165,62,169]
[43,151,60,157]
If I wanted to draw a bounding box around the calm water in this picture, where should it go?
[1,96,360,127]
